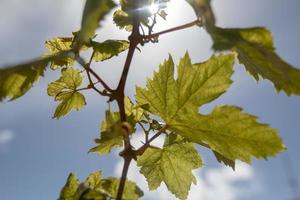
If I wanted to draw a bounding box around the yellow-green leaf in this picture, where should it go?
[0,63,46,101]
[136,53,234,122]
[83,171,143,200]
[137,134,202,200]
[113,9,133,31]
[124,96,145,122]
[89,111,124,155]
[48,68,86,119]
[0,51,74,102]
[136,53,285,163]
[91,40,129,62]
[45,37,75,69]
[100,177,144,200]
[53,92,86,119]
[171,106,285,163]
[58,173,80,200]
[185,0,215,31]
[212,27,300,95]
[78,0,116,44]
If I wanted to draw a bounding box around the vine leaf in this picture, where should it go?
[100,177,144,200]
[45,37,75,70]
[91,40,130,62]
[137,134,202,200]
[136,52,285,163]
[0,63,46,101]
[47,68,86,119]
[124,96,145,122]
[113,9,133,31]
[0,51,74,102]
[136,53,234,122]
[77,0,116,45]
[59,171,143,200]
[213,151,235,170]
[212,27,300,95]
[58,173,80,200]
[89,111,124,155]
[185,0,215,31]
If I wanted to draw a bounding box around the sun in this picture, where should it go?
[147,3,160,14]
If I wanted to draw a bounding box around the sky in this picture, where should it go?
[0,0,300,199]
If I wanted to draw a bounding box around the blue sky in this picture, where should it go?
[0,0,300,199]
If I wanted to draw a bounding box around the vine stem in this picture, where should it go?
[143,19,202,41]
[115,7,141,200]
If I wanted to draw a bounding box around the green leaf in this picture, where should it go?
[83,171,143,200]
[100,177,144,200]
[172,106,285,162]
[78,0,116,44]
[0,63,46,101]
[89,111,124,155]
[48,68,86,119]
[213,151,235,170]
[84,171,103,190]
[124,96,145,122]
[91,40,129,62]
[136,53,285,163]
[45,37,75,69]
[58,173,80,200]
[113,9,133,31]
[212,27,300,95]
[0,51,74,102]
[185,0,215,31]
[136,53,234,122]
[53,92,86,119]
[137,134,202,200]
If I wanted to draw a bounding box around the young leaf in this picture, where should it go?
[124,96,145,122]
[136,53,234,122]
[113,9,133,31]
[77,0,116,45]
[185,0,215,31]
[83,171,143,200]
[212,27,300,95]
[173,106,285,163]
[136,53,285,163]
[100,177,144,200]
[45,37,75,70]
[53,92,86,119]
[58,173,80,200]
[91,40,129,62]
[89,111,124,155]
[47,68,86,119]
[137,134,202,200]
[213,151,235,170]
[0,63,46,101]
[0,51,74,102]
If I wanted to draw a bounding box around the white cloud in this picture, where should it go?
[114,133,261,200]
[0,130,15,145]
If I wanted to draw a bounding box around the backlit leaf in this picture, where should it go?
[137,53,234,122]
[77,0,116,44]
[58,173,80,200]
[0,63,46,101]
[136,53,285,163]
[212,27,300,95]
[137,134,202,200]
[48,68,86,119]
[100,177,144,200]
[0,51,74,102]
[91,40,129,62]
[185,0,215,31]
[45,37,75,69]
[89,111,123,155]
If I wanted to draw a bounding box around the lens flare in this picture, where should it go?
[148,3,160,14]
